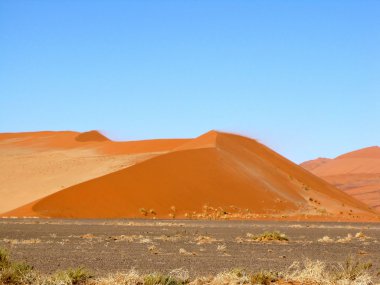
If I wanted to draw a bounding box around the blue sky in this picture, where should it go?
[1,0,379,163]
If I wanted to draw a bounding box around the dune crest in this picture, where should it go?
[75,130,110,142]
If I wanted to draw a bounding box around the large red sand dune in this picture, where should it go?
[0,131,188,213]
[301,146,380,212]
[5,131,378,220]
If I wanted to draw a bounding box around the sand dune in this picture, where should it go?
[4,131,377,220]
[301,146,380,212]
[0,131,185,213]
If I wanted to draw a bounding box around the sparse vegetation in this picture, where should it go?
[0,261,34,285]
[0,249,35,285]
[0,248,10,269]
[139,208,148,216]
[0,248,377,285]
[216,244,227,253]
[318,235,334,243]
[250,271,278,285]
[194,235,219,245]
[250,231,289,242]
[332,256,372,282]
[178,248,196,256]
[52,267,92,285]
[286,257,374,285]
[144,273,186,285]
[318,232,370,243]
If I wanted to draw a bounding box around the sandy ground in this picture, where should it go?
[0,146,161,213]
[0,219,379,281]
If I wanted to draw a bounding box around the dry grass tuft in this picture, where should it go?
[285,257,373,285]
[318,232,371,244]
[250,271,278,285]
[179,248,196,256]
[194,236,219,245]
[249,231,289,242]
[1,238,41,245]
[318,236,334,243]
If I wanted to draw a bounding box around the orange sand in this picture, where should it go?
[0,131,189,154]
[302,146,380,213]
[4,131,378,220]
[0,131,184,213]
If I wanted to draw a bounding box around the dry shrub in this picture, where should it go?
[208,268,249,285]
[194,236,219,245]
[284,257,373,285]
[95,270,143,285]
[250,232,289,242]
[250,271,278,285]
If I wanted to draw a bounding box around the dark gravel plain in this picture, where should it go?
[0,219,379,280]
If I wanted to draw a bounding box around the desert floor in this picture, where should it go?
[0,219,379,281]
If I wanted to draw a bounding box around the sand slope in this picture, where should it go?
[301,146,380,212]
[0,131,187,213]
[5,131,377,220]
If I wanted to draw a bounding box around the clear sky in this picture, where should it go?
[1,0,379,163]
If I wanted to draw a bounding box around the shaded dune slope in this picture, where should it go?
[75,130,109,142]
[7,131,377,219]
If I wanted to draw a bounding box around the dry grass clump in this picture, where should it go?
[194,236,219,245]
[95,270,143,285]
[332,256,373,283]
[147,245,159,255]
[106,235,151,243]
[250,271,278,285]
[337,234,353,243]
[143,274,184,285]
[318,236,334,243]
[0,248,36,285]
[249,231,289,242]
[216,244,227,253]
[143,269,189,285]
[1,239,41,245]
[355,232,369,240]
[285,257,373,285]
[80,234,96,240]
[0,249,10,269]
[200,268,278,285]
[318,232,371,244]
[0,248,91,285]
[209,268,249,284]
[179,248,196,256]
[46,267,92,285]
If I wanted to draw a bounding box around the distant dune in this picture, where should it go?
[2,130,378,221]
[301,146,380,213]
